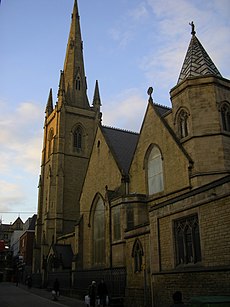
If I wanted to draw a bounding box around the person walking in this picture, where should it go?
[97,279,108,307]
[89,281,97,307]
[26,275,32,289]
[52,278,60,301]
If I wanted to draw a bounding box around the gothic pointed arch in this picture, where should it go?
[175,107,190,139]
[89,193,106,267]
[144,144,164,195]
[48,128,54,158]
[72,123,85,152]
[219,101,230,132]
[132,239,144,272]
[75,69,82,91]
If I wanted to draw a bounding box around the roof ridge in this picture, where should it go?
[102,125,139,135]
[153,102,171,110]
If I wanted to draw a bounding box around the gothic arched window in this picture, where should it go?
[178,109,189,138]
[174,214,201,266]
[48,128,54,158]
[73,126,82,151]
[220,103,230,132]
[93,196,105,266]
[147,145,164,195]
[132,239,144,272]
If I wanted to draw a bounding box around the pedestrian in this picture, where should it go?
[170,291,187,306]
[88,280,97,307]
[26,275,32,289]
[52,278,60,301]
[97,279,108,307]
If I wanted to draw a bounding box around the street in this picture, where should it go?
[0,282,86,307]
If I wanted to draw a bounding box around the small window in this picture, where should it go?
[178,109,189,138]
[113,206,121,241]
[73,127,82,151]
[126,205,134,230]
[220,103,230,132]
[174,214,201,266]
[76,76,81,90]
[147,145,164,195]
[132,239,144,273]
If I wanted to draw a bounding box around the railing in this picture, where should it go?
[33,267,126,302]
[73,267,126,299]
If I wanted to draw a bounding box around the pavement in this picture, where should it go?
[21,283,87,306]
[0,282,87,307]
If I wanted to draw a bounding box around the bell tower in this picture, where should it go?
[170,22,230,187]
[33,0,102,273]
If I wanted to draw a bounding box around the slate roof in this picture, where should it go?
[154,103,171,116]
[177,34,222,84]
[28,214,37,230]
[101,126,139,174]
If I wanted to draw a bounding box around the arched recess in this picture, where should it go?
[132,239,144,272]
[219,101,230,132]
[89,193,106,267]
[144,144,164,195]
[48,128,54,158]
[174,107,190,139]
[72,123,85,152]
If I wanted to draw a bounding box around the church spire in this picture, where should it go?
[177,22,222,84]
[63,0,89,108]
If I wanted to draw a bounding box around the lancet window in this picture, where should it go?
[93,196,105,266]
[48,128,54,158]
[147,145,164,195]
[73,126,82,151]
[178,109,189,138]
[132,239,144,273]
[220,102,230,132]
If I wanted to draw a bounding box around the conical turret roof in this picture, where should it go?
[177,24,222,84]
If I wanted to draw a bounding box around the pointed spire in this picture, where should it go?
[93,80,102,107]
[93,80,102,124]
[45,89,53,116]
[177,23,222,84]
[63,0,89,108]
[58,70,65,95]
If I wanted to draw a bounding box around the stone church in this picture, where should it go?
[33,1,230,306]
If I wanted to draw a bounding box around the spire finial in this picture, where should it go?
[147,87,153,103]
[189,21,196,35]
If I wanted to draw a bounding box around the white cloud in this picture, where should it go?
[0,180,24,207]
[0,100,43,222]
[102,89,146,132]
[0,100,43,176]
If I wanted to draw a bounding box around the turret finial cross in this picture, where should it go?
[189,21,196,35]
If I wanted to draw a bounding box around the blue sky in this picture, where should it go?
[0,0,229,224]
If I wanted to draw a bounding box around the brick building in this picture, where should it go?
[33,1,230,306]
